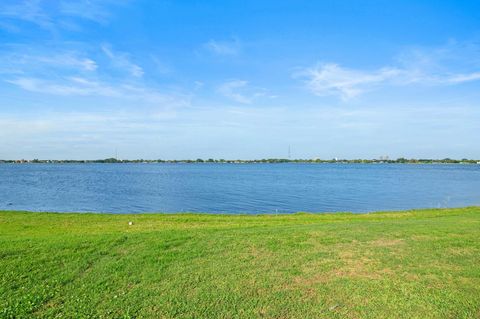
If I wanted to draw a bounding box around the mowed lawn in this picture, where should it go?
[1,208,479,318]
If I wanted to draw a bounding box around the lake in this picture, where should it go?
[0,163,479,214]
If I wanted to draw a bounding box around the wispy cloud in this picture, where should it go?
[204,38,241,56]
[447,72,480,83]
[0,46,99,76]
[218,80,251,103]
[297,41,480,100]
[0,51,97,74]
[6,76,189,107]
[101,44,144,77]
[7,77,116,97]
[218,80,252,104]
[49,54,97,72]
[150,56,173,75]
[297,63,402,100]
[59,0,126,23]
[0,0,53,29]
[0,0,129,31]
[217,80,273,104]
[1,44,188,107]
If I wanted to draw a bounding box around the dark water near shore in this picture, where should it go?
[0,163,479,214]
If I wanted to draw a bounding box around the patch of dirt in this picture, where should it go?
[291,251,393,288]
[410,235,435,241]
[369,238,404,247]
[446,247,475,256]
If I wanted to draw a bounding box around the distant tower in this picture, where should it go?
[288,145,291,159]
[115,148,118,160]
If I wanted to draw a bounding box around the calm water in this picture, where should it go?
[0,163,479,214]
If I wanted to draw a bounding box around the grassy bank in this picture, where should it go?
[1,208,479,318]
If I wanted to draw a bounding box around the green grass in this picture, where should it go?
[1,207,480,319]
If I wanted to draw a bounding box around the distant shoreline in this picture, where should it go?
[1,158,480,164]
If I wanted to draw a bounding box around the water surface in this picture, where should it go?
[0,163,479,213]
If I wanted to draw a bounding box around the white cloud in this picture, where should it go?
[297,41,480,100]
[7,77,94,96]
[0,50,97,74]
[444,72,480,84]
[101,44,144,77]
[297,63,402,100]
[0,44,189,108]
[6,76,189,107]
[204,39,241,56]
[22,53,97,72]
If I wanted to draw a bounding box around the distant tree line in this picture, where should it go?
[1,158,479,164]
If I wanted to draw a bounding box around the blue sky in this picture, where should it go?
[1,0,480,159]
